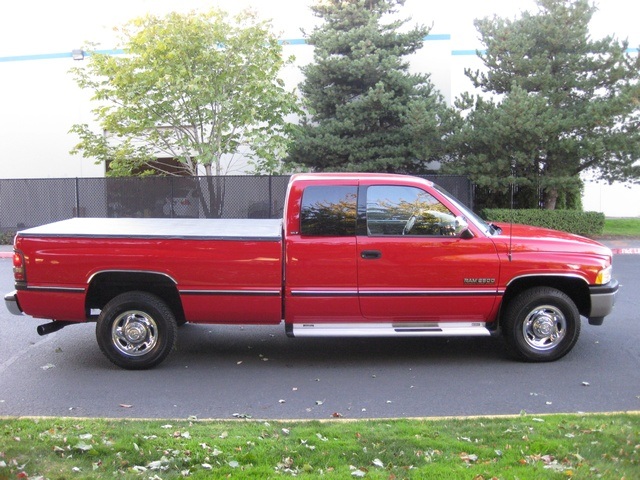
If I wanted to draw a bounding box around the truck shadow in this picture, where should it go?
[172,323,509,366]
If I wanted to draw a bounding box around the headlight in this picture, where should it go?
[596,265,612,285]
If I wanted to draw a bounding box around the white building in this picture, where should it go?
[0,0,638,215]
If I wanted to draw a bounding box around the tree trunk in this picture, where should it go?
[543,187,558,210]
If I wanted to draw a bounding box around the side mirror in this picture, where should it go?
[454,216,474,239]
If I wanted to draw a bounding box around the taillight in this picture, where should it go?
[13,252,25,282]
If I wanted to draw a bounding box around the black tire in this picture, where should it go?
[96,291,177,370]
[502,287,581,362]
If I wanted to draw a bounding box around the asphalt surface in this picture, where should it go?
[0,242,638,420]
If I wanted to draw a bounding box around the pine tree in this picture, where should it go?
[444,0,640,209]
[287,0,449,173]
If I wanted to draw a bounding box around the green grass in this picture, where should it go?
[602,217,640,237]
[1,413,638,479]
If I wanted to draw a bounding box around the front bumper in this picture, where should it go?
[588,279,619,325]
[4,290,23,316]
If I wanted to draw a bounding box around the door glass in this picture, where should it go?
[366,186,457,236]
[300,186,357,236]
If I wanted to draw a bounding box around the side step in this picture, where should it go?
[289,322,491,338]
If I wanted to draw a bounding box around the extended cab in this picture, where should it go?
[5,173,618,369]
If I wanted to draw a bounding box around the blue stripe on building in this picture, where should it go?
[1,37,636,63]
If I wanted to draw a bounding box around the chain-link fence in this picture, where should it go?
[0,175,471,233]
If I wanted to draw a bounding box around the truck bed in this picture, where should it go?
[18,218,283,241]
[13,217,284,325]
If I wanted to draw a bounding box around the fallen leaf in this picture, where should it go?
[331,412,343,418]
[74,442,93,452]
[460,452,478,463]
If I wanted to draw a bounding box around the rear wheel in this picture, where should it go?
[96,291,177,369]
[503,287,580,362]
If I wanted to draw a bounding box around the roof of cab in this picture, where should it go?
[289,172,433,186]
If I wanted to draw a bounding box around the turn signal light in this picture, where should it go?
[595,266,612,285]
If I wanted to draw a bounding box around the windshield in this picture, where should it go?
[433,185,499,236]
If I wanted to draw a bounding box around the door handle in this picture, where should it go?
[361,250,382,260]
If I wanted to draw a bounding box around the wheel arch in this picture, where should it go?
[501,274,590,325]
[86,270,185,324]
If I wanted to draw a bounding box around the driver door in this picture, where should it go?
[357,185,500,322]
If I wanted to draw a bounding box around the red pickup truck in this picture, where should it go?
[4,173,618,369]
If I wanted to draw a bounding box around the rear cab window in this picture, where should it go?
[300,186,357,236]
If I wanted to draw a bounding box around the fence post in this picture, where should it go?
[75,178,81,217]
[268,176,273,218]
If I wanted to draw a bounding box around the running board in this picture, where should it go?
[289,322,491,338]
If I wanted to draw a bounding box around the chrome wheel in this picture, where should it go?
[503,287,580,362]
[97,291,177,369]
[522,305,567,351]
[111,310,158,357]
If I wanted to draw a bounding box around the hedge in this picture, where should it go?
[481,209,605,237]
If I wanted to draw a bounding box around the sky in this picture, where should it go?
[1,0,638,58]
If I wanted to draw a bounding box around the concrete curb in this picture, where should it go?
[611,247,640,255]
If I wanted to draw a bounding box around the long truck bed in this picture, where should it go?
[12,217,284,324]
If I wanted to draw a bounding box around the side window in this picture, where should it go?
[300,186,357,236]
[366,186,457,236]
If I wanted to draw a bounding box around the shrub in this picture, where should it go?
[481,209,605,237]
[0,232,16,245]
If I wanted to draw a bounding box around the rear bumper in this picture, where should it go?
[4,290,23,316]
[588,279,619,325]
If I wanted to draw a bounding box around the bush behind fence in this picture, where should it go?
[0,175,473,233]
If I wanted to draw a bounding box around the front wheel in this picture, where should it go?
[502,287,581,362]
[96,291,177,369]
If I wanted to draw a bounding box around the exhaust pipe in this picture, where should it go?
[37,321,72,336]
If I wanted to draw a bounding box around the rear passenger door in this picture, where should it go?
[284,184,361,324]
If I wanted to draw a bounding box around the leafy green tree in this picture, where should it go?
[444,0,640,209]
[287,0,449,173]
[70,9,299,216]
